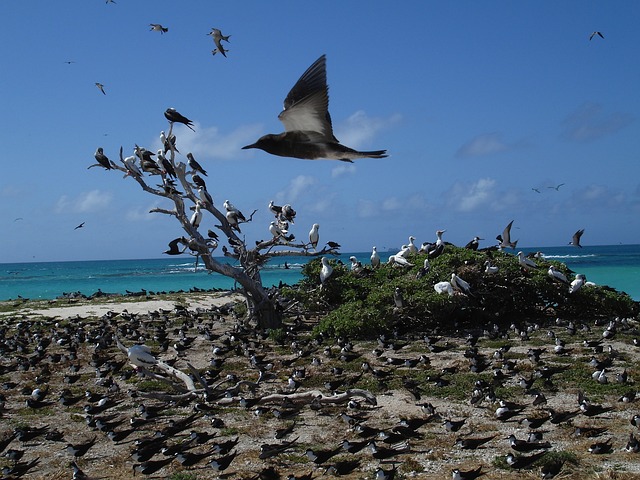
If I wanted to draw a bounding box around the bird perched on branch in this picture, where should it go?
[187,153,207,176]
[243,55,387,161]
[308,223,319,250]
[165,108,195,131]
[91,147,113,170]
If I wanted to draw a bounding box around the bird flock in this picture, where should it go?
[0,285,638,478]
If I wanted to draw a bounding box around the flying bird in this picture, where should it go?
[570,228,585,248]
[208,28,230,57]
[497,220,518,249]
[242,55,387,161]
[548,183,565,191]
[74,222,85,230]
[95,82,106,95]
[164,108,195,131]
[590,31,604,40]
[149,23,168,34]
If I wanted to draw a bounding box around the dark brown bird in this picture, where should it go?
[243,55,387,162]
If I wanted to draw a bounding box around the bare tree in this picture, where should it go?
[91,120,338,330]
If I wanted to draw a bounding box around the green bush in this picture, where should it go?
[290,247,638,339]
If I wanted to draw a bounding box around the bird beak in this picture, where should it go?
[241,143,256,150]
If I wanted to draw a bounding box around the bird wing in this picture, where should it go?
[573,229,584,242]
[502,220,514,243]
[278,55,336,140]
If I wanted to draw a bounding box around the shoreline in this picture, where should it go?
[0,289,244,320]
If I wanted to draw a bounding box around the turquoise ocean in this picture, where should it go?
[1,244,638,302]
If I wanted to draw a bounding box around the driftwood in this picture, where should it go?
[216,388,377,407]
[114,336,197,392]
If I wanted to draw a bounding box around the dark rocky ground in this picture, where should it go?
[1,294,640,479]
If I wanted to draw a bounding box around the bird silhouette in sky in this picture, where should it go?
[74,222,85,230]
[590,31,604,40]
[95,82,106,95]
[150,23,168,34]
[243,55,387,162]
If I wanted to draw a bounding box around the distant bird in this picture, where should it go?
[434,281,454,296]
[532,188,541,193]
[74,222,85,230]
[319,257,333,285]
[548,183,565,191]
[164,108,195,131]
[387,254,414,268]
[484,260,498,274]
[497,220,518,249]
[517,251,537,270]
[590,31,604,40]
[452,466,484,480]
[569,274,586,294]
[548,265,569,284]
[66,436,97,458]
[208,28,231,57]
[187,152,207,176]
[393,287,405,308]
[149,23,168,34]
[308,223,319,249]
[465,236,482,250]
[160,131,178,153]
[371,246,381,268]
[416,258,430,279]
[242,55,387,162]
[95,82,106,95]
[570,229,585,248]
[450,273,471,294]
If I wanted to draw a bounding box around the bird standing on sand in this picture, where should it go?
[164,108,195,131]
[570,229,585,248]
[208,28,230,57]
[149,23,168,34]
[242,55,387,162]
[95,82,106,95]
[308,223,319,250]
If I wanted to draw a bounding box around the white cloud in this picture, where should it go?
[456,133,510,158]
[125,202,163,222]
[331,163,357,178]
[561,102,634,142]
[55,189,112,214]
[165,122,264,161]
[274,175,317,204]
[446,178,497,212]
[382,197,403,212]
[335,111,401,148]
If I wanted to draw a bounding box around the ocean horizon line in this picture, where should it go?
[2,243,638,266]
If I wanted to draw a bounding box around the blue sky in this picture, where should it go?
[1,1,639,263]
